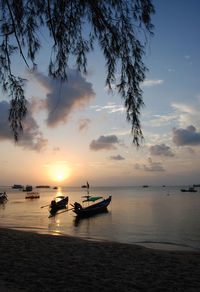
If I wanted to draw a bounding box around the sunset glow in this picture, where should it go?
[0,1,200,187]
[48,163,71,182]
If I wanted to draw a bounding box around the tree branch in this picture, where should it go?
[47,0,57,45]
[5,34,12,76]
[5,0,30,68]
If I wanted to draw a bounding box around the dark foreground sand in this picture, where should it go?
[0,228,200,291]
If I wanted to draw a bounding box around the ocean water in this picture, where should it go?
[0,185,200,251]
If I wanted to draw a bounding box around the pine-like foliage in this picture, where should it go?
[0,0,154,145]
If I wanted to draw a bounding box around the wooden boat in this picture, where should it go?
[23,185,33,192]
[0,192,8,203]
[25,192,40,199]
[81,181,90,189]
[180,187,197,192]
[49,196,69,216]
[72,196,112,217]
[12,184,23,189]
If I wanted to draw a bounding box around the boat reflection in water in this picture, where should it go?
[74,209,109,227]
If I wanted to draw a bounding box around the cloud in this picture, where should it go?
[53,147,60,152]
[110,154,125,160]
[134,163,140,170]
[89,135,119,151]
[91,102,125,113]
[142,79,164,87]
[134,158,165,172]
[0,101,11,139]
[33,70,95,127]
[171,102,200,128]
[149,144,175,157]
[186,147,195,154]
[184,55,191,60]
[28,96,46,114]
[142,110,178,128]
[0,100,48,152]
[144,158,165,172]
[144,99,200,130]
[168,68,175,72]
[173,125,200,146]
[78,118,91,132]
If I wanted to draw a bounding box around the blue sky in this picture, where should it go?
[0,0,200,186]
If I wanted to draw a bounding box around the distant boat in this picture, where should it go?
[81,181,90,189]
[36,185,50,188]
[12,184,23,189]
[143,185,149,188]
[53,186,58,189]
[180,187,197,193]
[193,184,200,187]
[72,196,112,217]
[23,185,33,192]
[0,192,7,203]
[25,192,40,199]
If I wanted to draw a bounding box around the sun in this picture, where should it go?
[48,163,71,182]
[56,172,65,181]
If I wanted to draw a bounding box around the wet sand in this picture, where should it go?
[0,228,200,291]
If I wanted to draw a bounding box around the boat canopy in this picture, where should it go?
[82,196,103,203]
[56,196,65,199]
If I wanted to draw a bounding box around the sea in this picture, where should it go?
[0,185,200,251]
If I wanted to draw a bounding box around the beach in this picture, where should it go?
[0,228,200,291]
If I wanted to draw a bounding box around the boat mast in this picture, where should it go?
[87,181,90,195]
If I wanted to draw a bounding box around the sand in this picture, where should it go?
[0,228,200,291]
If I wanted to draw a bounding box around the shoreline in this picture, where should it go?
[4,226,200,252]
[0,228,200,291]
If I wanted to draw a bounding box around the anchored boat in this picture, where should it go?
[49,196,69,216]
[23,185,33,192]
[0,192,7,203]
[180,187,197,192]
[72,195,112,217]
[72,182,111,217]
[25,192,40,199]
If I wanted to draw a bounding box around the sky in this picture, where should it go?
[0,0,200,187]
